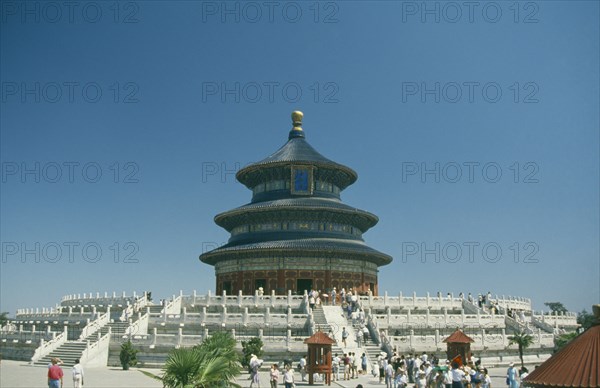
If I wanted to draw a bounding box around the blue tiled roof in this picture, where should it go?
[200,238,393,266]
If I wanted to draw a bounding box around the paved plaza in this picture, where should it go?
[1,359,525,388]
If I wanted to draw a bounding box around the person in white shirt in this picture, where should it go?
[72,358,84,388]
[332,354,340,381]
[283,366,295,388]
[451,362,466,388]
[299,355,307,381]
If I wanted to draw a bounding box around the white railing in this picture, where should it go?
[182,290,306,309]
[80,330,110,367]
[60,291,145,307]
[360,292,463,310]
[370,311,505,329]
[127,313,149,337]
[78,311,110,340]
[30,327,67,364]
[386,328,554,353]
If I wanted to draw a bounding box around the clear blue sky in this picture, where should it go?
[1,1,598,317]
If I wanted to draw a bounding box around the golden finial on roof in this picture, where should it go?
[291,111,303,130]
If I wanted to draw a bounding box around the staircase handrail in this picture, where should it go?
[30,328,67,364]
[78,312,109,340]
[530,315,555,333]
[81,330,111,365]
[126,312,149,337]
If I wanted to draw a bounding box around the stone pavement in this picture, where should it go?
[0,360,531,387]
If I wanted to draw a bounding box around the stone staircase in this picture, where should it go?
[311,306,348,377]
[34,319,131,367]
[342,310,381,374]
[34,340,87,367]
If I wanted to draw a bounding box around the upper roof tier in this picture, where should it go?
[236,111,358,190]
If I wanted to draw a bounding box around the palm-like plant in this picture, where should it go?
[141,331,242,388]
[508,330,534,367]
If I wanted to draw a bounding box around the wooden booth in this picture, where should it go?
[304,331,335,385]
[443,329,474,366]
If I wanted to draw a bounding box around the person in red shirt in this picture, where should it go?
[48,358,64,388]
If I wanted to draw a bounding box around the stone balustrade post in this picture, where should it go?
[221,307,227,323]
[407,308,411,323]
[481,329,486,348]
[19,324,23,333]
[178,328,183,346]
[426,292,430,307]
[152,327,157,346]
[265,307,270,324]
[243,308,249,324]
[435,329,440,347]
[426,308,430,325]
[238,290,243,306]
[384,291,388,306]
[201,307,206,324]
[287,290,292,306]
[254,290,259,306]
[410,329,414,349]
[258,329,263,340]
[477,309,481,324]
[287,307,292,324]
[412,291,417,307]
[32,324,35,333]
[36,308,39,314]
[461,309,465,325]
[287,329,292,350]
[444,307,448,324]
[203,328,209,340]
[386,306,391,325]
[80,307,84,315]
[183,307,187,321]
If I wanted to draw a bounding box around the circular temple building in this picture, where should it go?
[199,112,392,295]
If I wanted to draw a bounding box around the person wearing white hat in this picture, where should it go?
[507,362,520,388]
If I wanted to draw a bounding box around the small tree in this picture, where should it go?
[554,332,577,352]
[241,337,264,371]
[119,340,139,370]
[508,330,534,368]
[577,309,595,330]
[544,302,567,314]
[0,312,9,328]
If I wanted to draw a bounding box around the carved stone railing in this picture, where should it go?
[78,311,110,340]
[30,327,67,364]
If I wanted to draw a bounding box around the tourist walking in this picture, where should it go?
[299,355,307,381]
[332,353,340,381]
[72,358,84,388]
[249,354,263,388]
[342,327,348,347]
[331,287,337,305]
[47,358,64,388]
[270,364,279,388]
[507,362,520,388]
[283,366,295,388]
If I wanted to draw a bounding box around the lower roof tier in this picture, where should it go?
[199,237,393,267]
